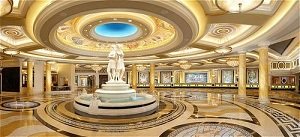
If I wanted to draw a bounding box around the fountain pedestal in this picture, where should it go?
[73,81,158,117]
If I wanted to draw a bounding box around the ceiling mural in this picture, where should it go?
[56,12,176,53]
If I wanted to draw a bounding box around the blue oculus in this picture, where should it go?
[94,23,138,38]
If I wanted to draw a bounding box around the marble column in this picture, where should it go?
[238,53,247,98]
[45,63,52,93]
[26,61,34,95]
[95,72,99,88]
[150,63,155,91]
[33,61,44,94]
[258,47,270,103]
[131,64,137,89]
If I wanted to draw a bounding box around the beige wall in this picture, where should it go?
[57,63,75,90]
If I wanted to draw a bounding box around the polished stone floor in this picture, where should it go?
[0,88,299,137]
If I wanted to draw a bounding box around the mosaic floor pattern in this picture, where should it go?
[0,89,299,137]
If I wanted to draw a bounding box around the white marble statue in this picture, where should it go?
[116,44,125,82]
[107,45,117,82]
[107,44,125,83]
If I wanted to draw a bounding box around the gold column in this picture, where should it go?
[26,61,34,95]
[238,53,247,98]
[131,64,137,89]
[179,71,185,83]
[45,63,52,92]
[150,63,155,91]
[258,47,270,103]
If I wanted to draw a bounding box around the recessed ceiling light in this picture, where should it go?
[113,18,117,21]
[128,19,132,22]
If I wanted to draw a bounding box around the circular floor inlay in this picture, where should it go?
[35,98,186,133]
[94,23,138,37]
[160,122,260,137]
[1,101,40,109]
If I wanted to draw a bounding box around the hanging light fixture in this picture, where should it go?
[215,0,264,13]
[178,60,192,70]
[3,47,19,56]
[214,46,232,54]
[47,60,56,64]
[90,64,102,73]
[137,65,146,71]
[226,58,239,67]
[0,0,13,17]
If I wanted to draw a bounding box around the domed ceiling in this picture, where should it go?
[0,0,299,67]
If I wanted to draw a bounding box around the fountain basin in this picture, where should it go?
[73,93,158,117]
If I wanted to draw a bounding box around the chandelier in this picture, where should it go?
[178,60,192,70]
[226,58,239,67]
[90,64,102,73]
[0,0,13,17]
[3,48,19,56]
[47,60,56,64]
[214,46,232,54]
[137,65,146,71]
[215,0,264,13]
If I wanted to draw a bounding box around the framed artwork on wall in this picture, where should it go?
[160,71,172,83]
[247,68,259,84]
[221,69,234,83]
[138,71,149,84]
[185,72,208,83]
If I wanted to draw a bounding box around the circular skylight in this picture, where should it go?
[94,23,138,38]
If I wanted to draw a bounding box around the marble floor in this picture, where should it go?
[0,88,299,137]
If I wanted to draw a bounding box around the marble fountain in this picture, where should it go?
[73,44,158,117]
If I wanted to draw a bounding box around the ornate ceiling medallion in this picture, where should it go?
[0,26,33,46]
[56,12,176,53]
[201,23,253,45]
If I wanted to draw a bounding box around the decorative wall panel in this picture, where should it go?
[185,72,208,83]
[160,71,172,83]
[247,68,259,84]
[221,69,234,83]
[138,71,149,84]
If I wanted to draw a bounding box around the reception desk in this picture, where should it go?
[136,83,296,90]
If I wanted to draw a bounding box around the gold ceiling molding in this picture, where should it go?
[230,0,297,49]
[24,0,202,57]
[176,0,207,42]
[16,0,295,64]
